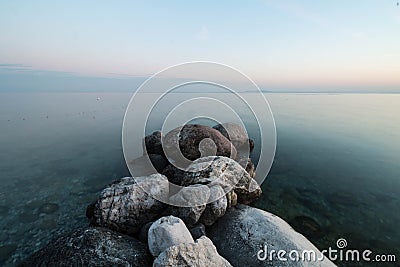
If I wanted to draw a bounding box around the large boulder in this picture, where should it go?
[182,156,262,204]
[167,184,210,227]
[19,227,152,267]
[199,185,227,226]
[213,122,249,148]
[153,236,232,267]
[162,164,187,185]
[163,124,237,162]
[87,174,169,235]
[207,205,336,267]
[143,131,164,156]
[148,216,194,257]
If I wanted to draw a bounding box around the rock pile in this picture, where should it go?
[20,123,335,267]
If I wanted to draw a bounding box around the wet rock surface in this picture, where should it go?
[19,227,153,267]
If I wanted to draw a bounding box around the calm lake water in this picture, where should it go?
[0,92,399,266]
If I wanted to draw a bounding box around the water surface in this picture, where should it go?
[0,92,399,265]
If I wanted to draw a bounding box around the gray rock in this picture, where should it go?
[199,185,227,226]
[167,184,210,227]
[162,164,187,185]
[182,156,262,204]
[19,227,152,267]
[148,216,194,257]
[163,124,237,162]
[168,205,206,228]
[226,190,238,208]
[189,223,206,240]
[237,157,256,178]
[149,154,169,173]
[207,205,336,267]
[88,174,169,235]
[213,122,249,148]
[144,131,164,156]
[153,236,232,267]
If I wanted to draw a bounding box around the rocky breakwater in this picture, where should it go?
[20,123,335,266]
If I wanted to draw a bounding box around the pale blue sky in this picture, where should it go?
[0,0,399,91]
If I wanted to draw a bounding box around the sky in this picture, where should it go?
[0,0,399,92]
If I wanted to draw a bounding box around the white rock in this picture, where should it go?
[153,236,232,267]
[148,216,194,257]
[207,205,336,267]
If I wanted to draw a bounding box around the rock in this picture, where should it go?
[149,154,169,173]
[39,219,58,230]
[19,227,152,267]
[248,138,255,152]
[207,205,335,267]
[138,221,153,243]
[143,131,164,156]
[226,190,238,208]
[169,184,210,206]
[289,216,324,240]
[182,156,261,204]
[88,174,169,235]
[199,185,227,226]
[163,124,237,163]
[213,122,249,148]
[168,205,206,228]
[189,223,206,240]
[128,154,168,176]
[148,216,194,257]
[167,184,210,227]
[0,244,17,264]
[162,164,187,185]
[153,236,232,267]
[39,203,59,214]
[237,157,256,178]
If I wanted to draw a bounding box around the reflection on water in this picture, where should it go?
[0,92,399,265]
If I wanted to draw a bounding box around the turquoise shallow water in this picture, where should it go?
[0,92,399,266]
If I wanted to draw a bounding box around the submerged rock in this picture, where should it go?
[128,154,168,176]
[153,236,232,267]
[289,215,324,240]
[19,227,152,267]
[163,124,237,162]
[39,203,59,214]
[148,216,194,257]
[87,174,169,235]
[207,205,335,267]
[0,244,17,264]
